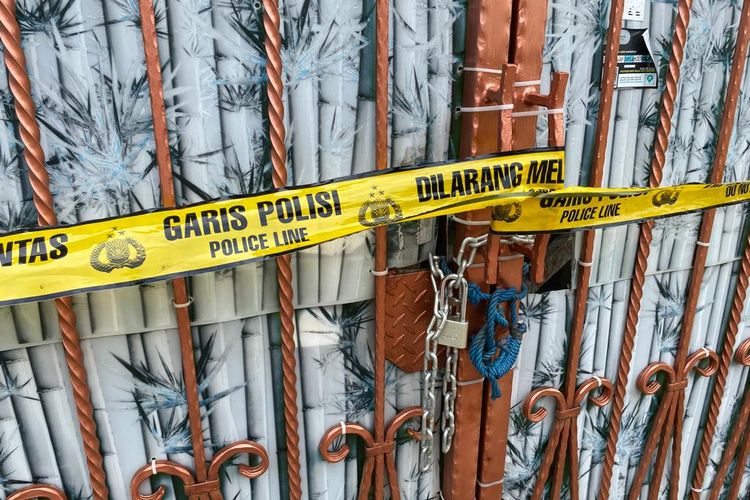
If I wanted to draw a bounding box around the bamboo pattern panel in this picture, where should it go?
[505,0,750,498]
[0,0,464,498]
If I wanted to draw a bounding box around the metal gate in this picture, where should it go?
[1,0,750,498]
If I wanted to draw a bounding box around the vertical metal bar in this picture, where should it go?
[726,411,750,500]
[262,1,303,498]
[707,346,750,500]
[689,1,750,494]
[564,0,624,397]
[0,2,109,498]
[373,0,389,496]
[475,63,516,500]
[598,1,694,495]
[508,0,548,150]
[137,0,209,480]
[442,2,512,498]
[523,2,623,495]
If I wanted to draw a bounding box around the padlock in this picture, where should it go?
[438,317,469,348]
[438,276,469,349]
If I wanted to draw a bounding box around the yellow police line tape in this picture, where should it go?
[0,148,564,306]
[0,146,747,306]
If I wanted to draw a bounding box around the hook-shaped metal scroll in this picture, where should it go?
[131,440,269,500]
[7,485,67,500]
[320,407,422,500]
[131,460,195,500]
[207,440,270,481]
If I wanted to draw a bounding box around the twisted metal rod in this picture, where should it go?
[689,1,750,494]
[598,1,694,495]
[705,339,750,500]
[373,0,389,495]
[262,1,303,499]
[627,0,750,494]
[0,1,108,497]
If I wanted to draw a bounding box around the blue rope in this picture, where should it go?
[440,259,528,399]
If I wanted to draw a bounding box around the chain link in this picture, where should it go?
[420,235,487,471]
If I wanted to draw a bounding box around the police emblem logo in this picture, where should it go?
[90,230,146,273]
[492,202,522,223]
[358,186,403,227]
[652,189,679,207]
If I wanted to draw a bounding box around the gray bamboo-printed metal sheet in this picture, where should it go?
[3,0,750,498]
[504,0,750,499]
[0,0,461,497]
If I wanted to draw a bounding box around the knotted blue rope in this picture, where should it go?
[440,259,529,399]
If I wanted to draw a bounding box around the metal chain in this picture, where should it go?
[421,235,487,471]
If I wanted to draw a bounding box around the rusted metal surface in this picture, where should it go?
[442,2,513,497]
[130,441,269,500]
[7,485,67,500]
[319,407,422,500]
[0,1,109,497]
[598,1,695,495]
[384,270,444,373]
[261,0,303,498]
[627,0,750,494]
[688,1,750,494]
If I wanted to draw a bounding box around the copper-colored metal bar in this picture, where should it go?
[505,67,575,500]
[319,407,422,500]
[476,245,521,500]
[7,485,67,500]
[443,2,512,498]
[531,419,565,498]
[475,62,517,500]
[628,0,750,492]
[261,1,303,498]
[373,0,388,495]
[525,376,613,498]
[598,1,694,495]
[564,0,623,399]
[727,425,750,500]
[706,339,750,500]
[130,441,269,499]
[0,1,109,498]
[484,63,516,286]
[689,2,750,495]
[707,384,750,500]
[131,459,196,500]
[508,0,549,150]
[626,349,718,498]
[137,0,209,480]
[139,0,271,493]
